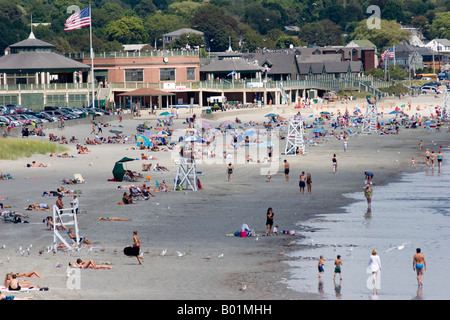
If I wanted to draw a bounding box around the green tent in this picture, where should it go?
[112,157,135,181]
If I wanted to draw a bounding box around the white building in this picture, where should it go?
[425,39,450,53]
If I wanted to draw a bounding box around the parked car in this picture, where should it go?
[423,81,440,87]
[0,115,21,127]
[44,106,60,111]
[26,111,49,123]
[19,113,43,124]
[39,111,59,122]
[59,108,80,119]
[421,86,441,94]
[4,115,27,126]
[0,106,6,115]
[93,108,112,115]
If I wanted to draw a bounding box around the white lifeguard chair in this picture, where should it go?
[284,117,306,155]
[174,157,198,191]
[52,205,80,251]
[444,88,450,120]
[361,103,378,134]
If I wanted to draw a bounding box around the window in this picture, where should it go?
[187,67,195,81]
[160,68,175,81]
[125,69,143,82]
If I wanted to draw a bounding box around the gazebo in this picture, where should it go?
[117,87,175,111]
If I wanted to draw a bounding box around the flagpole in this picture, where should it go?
[89,3,95,108]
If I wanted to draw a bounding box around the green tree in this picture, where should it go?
[169,33,205,50]
[134,0,157,18]
[298,20,342,46]
[107,16,146,44]
[350,19,411,49]
[275,36,303,49]
[144,13,188,48]
[381,1,404,23]
[430,12,450,40]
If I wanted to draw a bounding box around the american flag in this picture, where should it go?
[381,50,388,61]
[387,47,395,58]
[64,7,91,31]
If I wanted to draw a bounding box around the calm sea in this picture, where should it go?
[286,151,450,300]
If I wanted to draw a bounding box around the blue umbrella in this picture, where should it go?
[389,110,403,114]
[312,128,326,133]
[265,113,277,117]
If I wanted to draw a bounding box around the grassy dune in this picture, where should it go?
[0,138,68,160]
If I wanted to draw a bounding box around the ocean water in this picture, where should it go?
[286,152,450,300]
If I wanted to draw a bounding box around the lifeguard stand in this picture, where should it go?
[444,88,450,120]
[361,103,378,134]
[52,205,80,251]
[174,157,198,191]
[284,117,306,155]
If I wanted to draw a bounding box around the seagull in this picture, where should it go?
[1,244,6,249]
[217,253,224,258]
[159,249,167,256]
[176,251,185,257]
[385,242,410,252]
[239,285,247,291]
[113,248,118,253]
[279,250,285,255]
[287,240,296,246]
[204,254,212,260]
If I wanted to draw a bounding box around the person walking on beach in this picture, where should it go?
[306,173,312,194]
[425,149,430,167]
[437,150,443,172]
[132,231,144,265]
[318,255,325,278]
[368,249,381,288]
[343,139,348,152]
[284,160,290,182]
[413,248,426,286]
[430,151,436,169]
[265,207,274,236]
[419,140,423,151]
[364,185,372,209]
[299,171,306,194]
[332,154,337,173]
[334,255,343,280]
[227,163,234,181]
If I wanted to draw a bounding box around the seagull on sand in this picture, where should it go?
[159,249,167,256]
[239,285,247,291]
[204,254,212,260]
[385,242,410,252]
[1,244,5,249]
[176,251,186,257]
[217,253,224,258]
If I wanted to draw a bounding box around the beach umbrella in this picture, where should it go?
[160,112,170,116]
[136,135,151,147]
[312,128,326,134]
[113,157,135,181]
[320,111,330,115]
[389,110,402,114]
[199,120,212,129]
[109,129,122,134]
[220,120,232,127]
[244,130,257,136]
[184,136,203,143]
[265,113,277,117]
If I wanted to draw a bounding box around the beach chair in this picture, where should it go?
[74,173,85,184]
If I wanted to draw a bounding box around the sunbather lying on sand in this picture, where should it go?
[68,259,112,269]
[99,217,131,221]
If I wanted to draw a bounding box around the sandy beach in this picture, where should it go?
[0,93,448,301]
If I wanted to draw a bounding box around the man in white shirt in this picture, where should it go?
[70,195,79,215]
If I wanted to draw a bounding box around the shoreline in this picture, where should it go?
[0,96,448,300]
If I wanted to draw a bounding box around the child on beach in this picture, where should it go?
[334,255,343,280]
[318,255,325,278]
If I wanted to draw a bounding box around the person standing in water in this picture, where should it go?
[364,185,372,209]
[413,248,426,287]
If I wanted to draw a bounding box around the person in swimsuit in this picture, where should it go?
[364,185,372,209]
[133,231,144,265]
[334,255,343,280]
[318,255,325,278]
[430,151,436,168]
[413,248,426,286]
[332,154,337,173]
[306,173,312,194]
[299,172,306,194]
[227,163,234,181]
[284,160,289,182]
[265,207,274,236]
[437,151,443,172]
[425,149,430,167]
